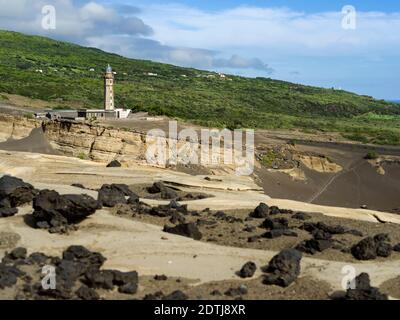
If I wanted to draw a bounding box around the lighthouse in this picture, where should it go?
[104,64,114,110]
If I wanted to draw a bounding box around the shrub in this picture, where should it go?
[364,152,379,160]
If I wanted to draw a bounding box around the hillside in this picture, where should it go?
[0,30,400,144]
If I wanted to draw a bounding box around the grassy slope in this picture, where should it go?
[1,30,400,145]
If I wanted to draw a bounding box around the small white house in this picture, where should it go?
[115,108,131,119]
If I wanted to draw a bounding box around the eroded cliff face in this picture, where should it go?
[42,120,147,163]
[0,114,252,175]
[0,114,146,164]
[0,114,40,141]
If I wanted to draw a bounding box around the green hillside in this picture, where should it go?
[0,30,400,144]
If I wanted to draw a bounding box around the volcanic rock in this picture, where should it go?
[147,182,178,200]
[106,160,122,168]
[163,290,189,300]
[6,247,27,260]
[118,282,138,294]
[32,190,99,232]
[344,273,388,300]
[98,184,128,207]
[76,285,100,300]
[351,234,392,260]
[163,222,202,240]
[263,249,302,287]
[0,175,36,208]
[292,212,312,220]
[261,217,289,230]
[0,207,18,218]
[225,285,248,296]
[238,261,257,278]
[269,206,281,215]
[249,203,269,218]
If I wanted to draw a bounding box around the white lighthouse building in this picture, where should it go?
[104,64,115,111]
[43,64,131,121]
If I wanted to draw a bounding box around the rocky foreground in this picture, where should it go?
[1,170,399,300]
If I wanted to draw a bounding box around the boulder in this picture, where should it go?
[351,237,377,260]
[147,182,178,199]
[32,190,99,230]
[163,222,202,240]
[261,217,289,230]
[98,184,127,207]
[263,249,302,287]
[250,203,269,218]
[345,273,388,300]
[0,207,18,218]
[351,234,392,260]
[76,285,100,300]
[0,175,36,207]
[238,261,257,278]
[0,263,22,289]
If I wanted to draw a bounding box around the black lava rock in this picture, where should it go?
[118,282,138,294]
[106,160,122,168]
[225,285,248,296]
[345,273,388,300]
[0,175,36,208]
[163,222,202,240]
[147,182,178,199]
[263,249,302,287]
[292,212,312,220]
[32,190,99,231]
[7,247,27,260]
[238,261,257,278]
[76,285,100,300]
[0,207,18,218]
[98,184,128,207]
[261,217,289,230]
[351,234,392,260]
[250,203,269,218]
[351,237,377,260]
[163,290,189,300]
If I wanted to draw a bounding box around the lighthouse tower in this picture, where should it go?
[104,64,114,110]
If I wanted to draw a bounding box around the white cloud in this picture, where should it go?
[0,0,399,95]
[138,4,400,57]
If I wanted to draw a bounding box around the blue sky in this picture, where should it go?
[1,0,400,99]
[122,0,400,13]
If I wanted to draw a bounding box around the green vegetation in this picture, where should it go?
[0,94,8,101]
[364,152,379,160]
[24,112,34,119]
[1,30,400,145]
[77,152,87,160]
[260,151,280,168]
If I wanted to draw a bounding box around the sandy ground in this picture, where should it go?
[1,124,400,299]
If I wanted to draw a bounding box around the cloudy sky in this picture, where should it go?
[1,0,400,99]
